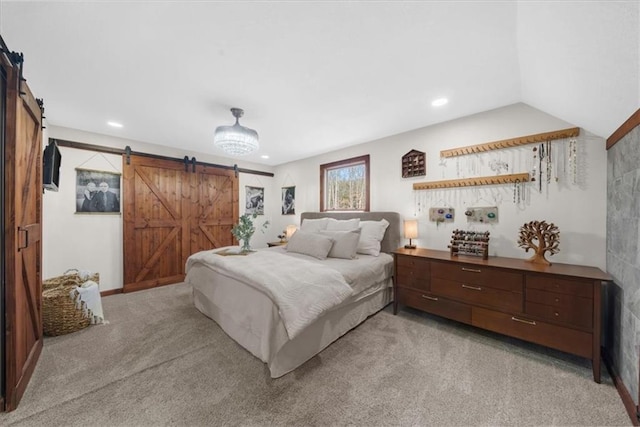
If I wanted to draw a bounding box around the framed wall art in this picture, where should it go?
[282,186,295,215]
[76,168,121,214]
[245,186,264,215]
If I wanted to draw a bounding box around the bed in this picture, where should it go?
[185,211,401,378]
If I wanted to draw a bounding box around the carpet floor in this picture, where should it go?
[0,282,630,426]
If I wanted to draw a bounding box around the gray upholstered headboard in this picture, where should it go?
[300,212,401,254]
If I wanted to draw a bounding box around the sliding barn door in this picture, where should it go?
[123,156,190,292]
[190,165,238,254]
[123,156,238,292]
[2,53,44,411]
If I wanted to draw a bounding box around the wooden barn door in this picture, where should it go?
[123,156,238,292]
[2,53,44,411]
[123,156,189,292]
[190,165,238,254]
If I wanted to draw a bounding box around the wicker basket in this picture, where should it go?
[42,270,99,336]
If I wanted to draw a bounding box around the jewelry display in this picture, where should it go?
[546,140,552,184]
[569,138,578,185]
[429,207,455,225]
[489,157,509,174]
[517,220,560,265]
[464,206,498,224]
[449,230,490,259]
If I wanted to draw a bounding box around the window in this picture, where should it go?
[320,155,370,212]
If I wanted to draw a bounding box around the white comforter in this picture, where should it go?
[186,249,354,339]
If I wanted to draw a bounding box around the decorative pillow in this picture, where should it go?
[300,218,329,233]
[319,229,362,259]
[325,218,360,231]
[357,219,390,256]
[286,230,334,260]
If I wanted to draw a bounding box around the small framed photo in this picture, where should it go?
[245,186,264,215]
[76,169,121,214]
[282,186,295,215]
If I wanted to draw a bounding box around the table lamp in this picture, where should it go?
[404,219,418,249]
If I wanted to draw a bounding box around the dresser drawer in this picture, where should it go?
[396,255,430,291]
[471,307,592,358]
[431,261,523,293]
[525,301,592,330]
[526,275,592,299]
[396,287,471,325]
[432,277,522,313]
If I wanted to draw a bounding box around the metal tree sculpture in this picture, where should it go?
[517,220,560,265]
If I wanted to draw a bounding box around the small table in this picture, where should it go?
[267,241,287,247]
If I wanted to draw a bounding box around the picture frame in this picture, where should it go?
[281,186,295,215]
[245,186,264,215]
[75,168,122,214]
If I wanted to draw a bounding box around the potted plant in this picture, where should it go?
[231,213,269,253]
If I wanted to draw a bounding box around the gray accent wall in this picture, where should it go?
[607,123,640,406]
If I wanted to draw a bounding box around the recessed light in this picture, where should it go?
[107,121,123,128]
[431,98,448,107]
[261,155,269,159]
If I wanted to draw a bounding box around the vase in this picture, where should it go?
[240,238,252,253]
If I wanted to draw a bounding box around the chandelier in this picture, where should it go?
[213,108,259,156]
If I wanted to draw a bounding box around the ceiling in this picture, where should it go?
[1,1,638,166]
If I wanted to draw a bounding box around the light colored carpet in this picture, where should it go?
[0,282,630,426]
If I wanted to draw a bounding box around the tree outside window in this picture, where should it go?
[320,155,370,212]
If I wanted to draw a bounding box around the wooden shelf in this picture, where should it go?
[440,127,580,158]
[402,149,426,178]
[413,172,530,190]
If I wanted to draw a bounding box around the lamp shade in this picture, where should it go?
[404,219,418,249]
[286,224,297,239]
[404,219,418,239]
[214,108,259,156]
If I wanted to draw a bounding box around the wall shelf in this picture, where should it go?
[413,172,530,190]
[440,127,580,158]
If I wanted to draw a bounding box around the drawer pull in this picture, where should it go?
[555,298,560,303]
[461,284,482,291]
[461,267,481,273]
[511,316,536,326]
[421,295,438,301]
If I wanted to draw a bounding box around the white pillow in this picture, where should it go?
[286,230,334,259]
[357,219,390,256]
[325,218,360,231]
[300,218,329,233]
[319,229,361,259]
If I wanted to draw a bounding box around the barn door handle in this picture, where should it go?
[18,227,28,251]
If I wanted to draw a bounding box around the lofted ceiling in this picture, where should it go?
[0,1,638,166]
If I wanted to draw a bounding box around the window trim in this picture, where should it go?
[319,154,370,212]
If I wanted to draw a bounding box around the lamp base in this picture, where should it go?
[404,244,417,249]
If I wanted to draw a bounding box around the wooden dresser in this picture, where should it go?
[393,248,612,383]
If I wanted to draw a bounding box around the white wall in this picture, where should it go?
[42,126,274,292]
[270,103,608,270]
[43,102,608,293]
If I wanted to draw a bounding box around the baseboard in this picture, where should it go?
[603,348,640,426]
[100,288,123,297]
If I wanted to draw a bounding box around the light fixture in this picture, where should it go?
[214,107,259,156]
[431,98,448,107]
[286,225,297,240]
[107,121,123,128]
[404,219,418,249]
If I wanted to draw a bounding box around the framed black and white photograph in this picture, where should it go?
[282,186,295,215]
[245,186,264,215]
[76,169,121,214]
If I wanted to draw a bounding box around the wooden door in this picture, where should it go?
[190,165,238,254]
[123,156,189,292]
[3,55,43,411]
[123,156,238,292]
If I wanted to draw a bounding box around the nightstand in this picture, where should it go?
[267,241,287,247]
